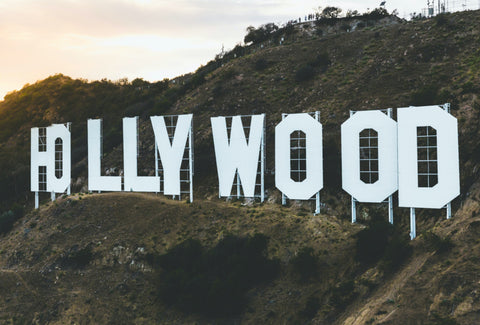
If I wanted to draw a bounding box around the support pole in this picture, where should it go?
[260,115,265,203]
[410,208,416,240]
[447,202,452,219]
[35,192,39,209]
[388,195,394,224]
[51,191,55,202]
[281,113,287,207]
[189,120,194,202]
[236,173,241,199]
[155,139,158,194]
[315,192,320,215]
[314,110,321,215]
[351,197,356,223]
[387,108,394,225]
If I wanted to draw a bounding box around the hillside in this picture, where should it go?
[0,9,480,324]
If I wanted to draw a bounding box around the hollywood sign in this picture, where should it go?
[31,105,459,239]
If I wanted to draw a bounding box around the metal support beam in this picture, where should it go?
[155,139,158,194]
[51,191,55,202]
[387,109,394,225]
[260,115,265,203]
[236,173,241,199]
[388,195,394,224]
[410,208,416,240]
[351,197,356,223]
[315,192,320,215]
[35,192,39,209]
[189,119,194,202]
[282,194,286,206]
[446,202,452,219]
[314,111,321,215]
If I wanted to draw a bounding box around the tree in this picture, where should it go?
[346,9,360,17]
[321,6,342,19]
[243,23,279,45]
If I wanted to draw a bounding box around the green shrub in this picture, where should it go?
[380,234,413,272]
[435,13,450,27]
[341,24,351,32]
[254,58,269,71]
[61,245,94,268]
[0,210,16,234]
[423,231,454,254]
[355,220,391,265]
[410,85,439,106]
[461,81,478,94]
[300,295,320,320]
[291,247,319,281]
[295,64,316,82]
[244,23,279,44]
[355,218,412,271]
[157,234,279,317]
[311,52,331,72]
[331,280,356,308]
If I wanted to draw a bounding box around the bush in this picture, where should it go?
[0,204,23,235]
[0,210,16,234]
[410,85,439,106]
[356,220,391,265]
[157,234,279,317]
[423,231,454,254]
[295,64,316,82]
[61,245,94,268]
[311,52,331,72]
[435,13,450,27]
[363,7,390,19]
[331,280,356,308]
[291,247,318,281]
[340,24,351,32]
[299,295,320,320]
[244,23,279,44]
[355,218,412,271]
[320,7,342,19]
[380,234,413,272]
[254,58,269,71]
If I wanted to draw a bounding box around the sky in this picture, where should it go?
[0,0,478,100]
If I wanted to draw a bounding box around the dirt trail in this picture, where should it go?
[337,252,434,325]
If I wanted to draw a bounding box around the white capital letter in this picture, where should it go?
[123,117,160,192]
[341,111,398,203]
[275,113,323,200]
[398,106,459,208]
[31,124,71,193]
[151,114,192,195]
[211,114,264,197]
[87,119,122,191]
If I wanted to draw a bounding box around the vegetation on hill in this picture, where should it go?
[0,8,480,324]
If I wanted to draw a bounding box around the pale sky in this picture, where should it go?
[0,0,478,100]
